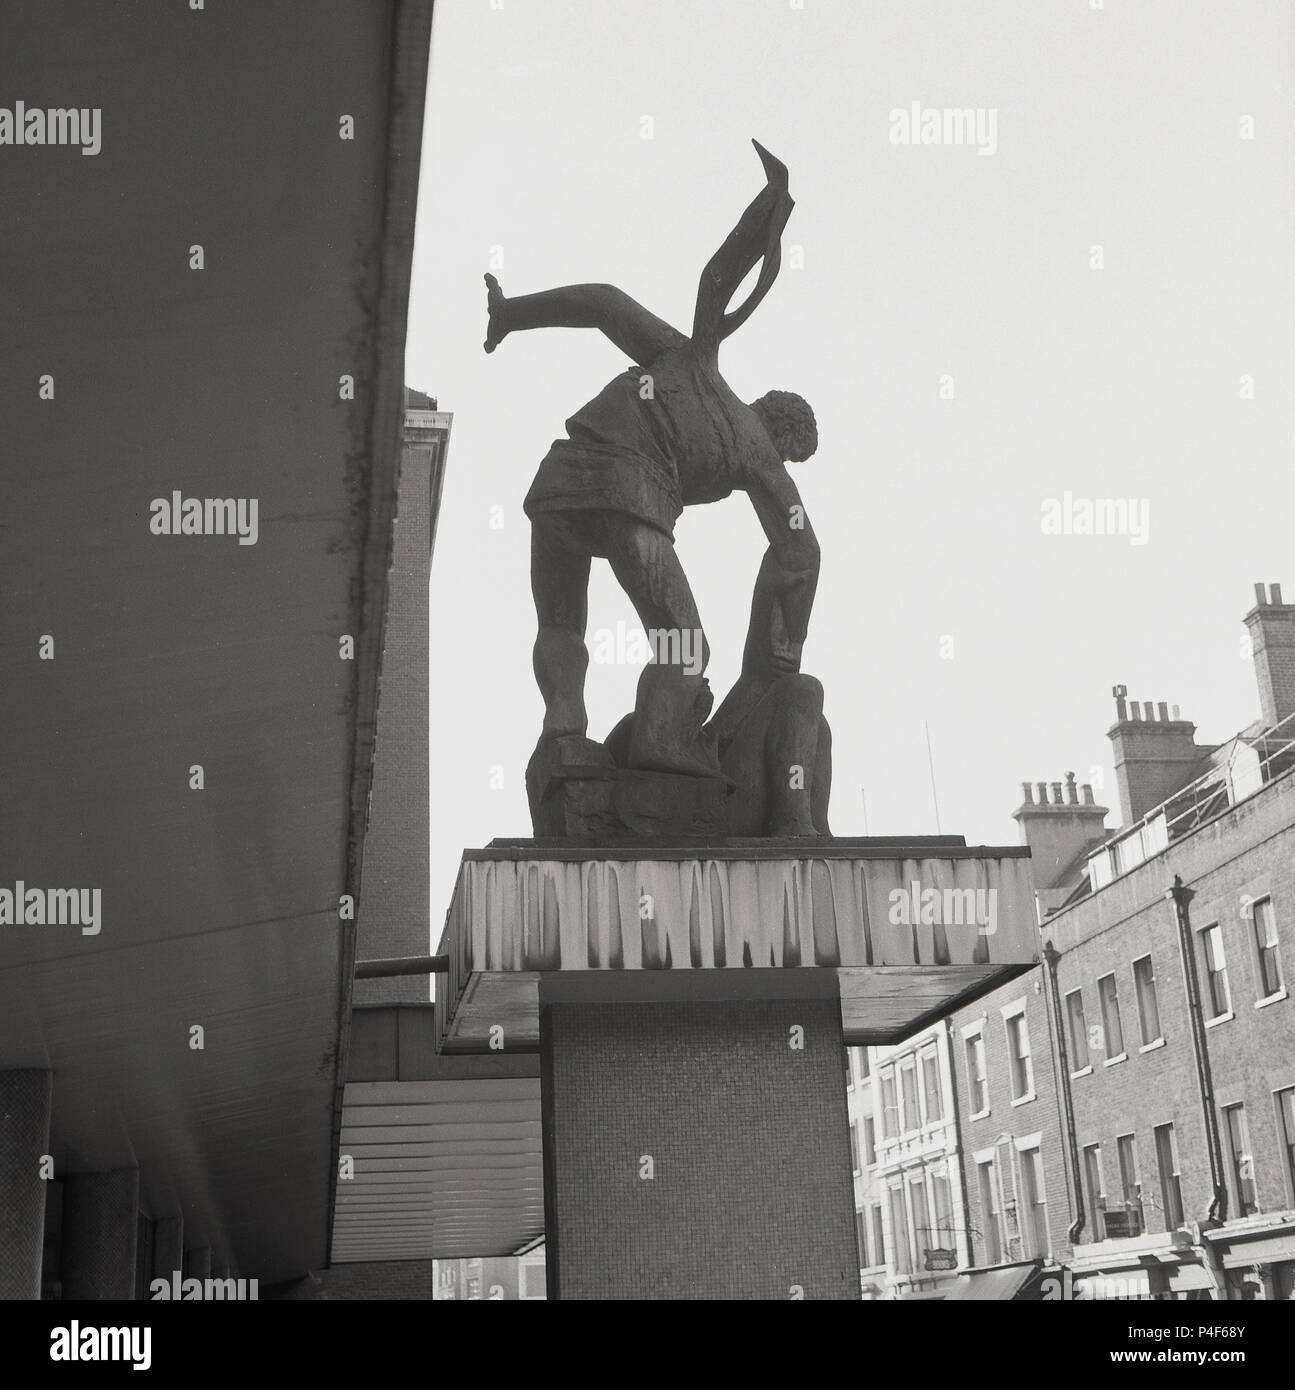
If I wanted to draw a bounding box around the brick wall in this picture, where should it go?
[1045,770,1295,1238]
[950,971,1072,1267]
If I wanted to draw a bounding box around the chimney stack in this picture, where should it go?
[1107,686,1200,824]
[1244,582,1295,728]
[1013,772,1109,890]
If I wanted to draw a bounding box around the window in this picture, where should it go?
[1004,1010,1033,1101]
[870,1204,886,1267]
[1098,974,1125,1058]
[965,1032,988,1115]
[977,1159,1002,1264]
[908,1177,931,1266]
[858,1047,871,1079]
[920,1048,943,1123]
[843,1048,853,1086]
[1114,1134,1143,1236]
[931,1172,954,1249]
[1252,898,1284,999]
[1278,1089,1295,1202]
[1082,1144,1106,1241]
[855,1208,868,1268]
[881,1073,899,1139]
[889,1185,911,1274]
[849,1122,861,1173]
[1019,1146,1048,1258]
[1133,955,1162,1045]
[1199,923,1231,1018]
[1066,989,1090,1070]
[899,1059,921,1132]
[1223,1104,1257,1216]
[862,1114,877,1168]
[1154,1123,1184,1230]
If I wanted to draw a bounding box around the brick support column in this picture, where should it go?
[540,996,858,1300]
[0,1070,53,1300]
[61,1168,140,1300]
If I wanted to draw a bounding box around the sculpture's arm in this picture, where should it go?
[691,141,795,360]
[745,459,821,661]
[484,277,685,364]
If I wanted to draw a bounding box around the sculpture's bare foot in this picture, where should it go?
[483,273,508,353]
[751,139,789,191]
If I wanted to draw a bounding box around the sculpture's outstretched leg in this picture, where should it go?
[691,140,795,355]
[484,275,684,362]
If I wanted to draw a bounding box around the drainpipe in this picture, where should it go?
[1042,941,1086,1245]
[1166,876,1229,1226]
[944,1017,976,1269]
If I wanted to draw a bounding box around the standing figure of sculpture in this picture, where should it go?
[484,140,820,784]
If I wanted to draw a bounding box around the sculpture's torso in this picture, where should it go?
[523,342,770,537]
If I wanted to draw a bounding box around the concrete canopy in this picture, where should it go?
[0,1,433,1283]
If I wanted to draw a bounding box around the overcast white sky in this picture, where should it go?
[408,0,1295,925]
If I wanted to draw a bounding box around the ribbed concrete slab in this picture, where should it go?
[436,840,1037,1051]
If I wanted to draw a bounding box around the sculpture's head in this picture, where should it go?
[751,390,818,462]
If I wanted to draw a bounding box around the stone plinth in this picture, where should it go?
[434,835,1036,1299]
[542,994,858,1299]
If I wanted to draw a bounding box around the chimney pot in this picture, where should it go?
[1158,701,1169,722]
[1021,782,1034,805]
[1082,784,1095,805]
[1050,781,1063,805]
[1171,704,1180,720]
[1255,581,1268,607]
[1035,782,1048,804]
[1065,772,1078,804]
[1272,582,1284,605]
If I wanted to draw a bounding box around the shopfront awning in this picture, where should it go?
[944,1263,1039,1300]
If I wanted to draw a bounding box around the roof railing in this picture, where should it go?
[1087,706,1295,890]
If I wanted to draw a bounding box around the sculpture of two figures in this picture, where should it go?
[484,141,832,838]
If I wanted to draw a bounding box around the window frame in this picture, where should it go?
[1198,921,1232,1021]
[1000,998,1034,1105]
[1250,897,1285,1002]
[1082,1142,1106,1242]
[1132,954,1163,1048]
[1097,972,1127,1063]
[1153,1122,1185,1231]
[1222,1102,1258,1217]
[1065,987,1090,1073]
